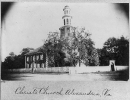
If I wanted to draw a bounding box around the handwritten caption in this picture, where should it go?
[15,86,112,97]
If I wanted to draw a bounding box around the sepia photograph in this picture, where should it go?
[1,2,129,82]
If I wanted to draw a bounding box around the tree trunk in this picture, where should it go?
[79,58,80,67]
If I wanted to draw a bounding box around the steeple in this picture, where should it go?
[62,5,72,26]
[59,6,73,40]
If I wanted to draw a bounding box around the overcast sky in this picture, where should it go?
[1,2,129,61]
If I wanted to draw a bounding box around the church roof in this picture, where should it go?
[25,46,45,56]
[63,5,70,11]
[65,5,69,7]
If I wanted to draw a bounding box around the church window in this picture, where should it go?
[67,19,69,24]
[66,10,68,14]
[64,19,65,25]
[65,10,67,15]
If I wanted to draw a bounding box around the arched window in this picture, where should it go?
[66,10,68,14]
[67,19,69,24]
[64,19,65,25]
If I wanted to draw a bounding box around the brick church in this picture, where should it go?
[25,5,74,68]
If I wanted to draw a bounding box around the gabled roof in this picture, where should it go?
[25,46,45,56]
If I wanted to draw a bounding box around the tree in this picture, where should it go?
[97,48,109,66]
[9,52,15,57]
[62,27,99,66]
[41,32,66,67]
[116,36,129,65]
[21,47,34,55]
[3,52,16,69]
[40,28,99,67]
[101,36,129,66]
[2,47,35,70]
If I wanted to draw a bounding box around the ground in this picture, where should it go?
[1,69,129,81]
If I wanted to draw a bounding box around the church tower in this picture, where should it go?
[63,5,72,26]
[59,6,74,39]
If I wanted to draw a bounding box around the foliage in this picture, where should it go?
[2,48,34,70]
[97,48,109,66]
[62,27,99,66]
[2,32,128,69]
[99,36,129,66]
[21,48,34,55]
[41,32,66,67]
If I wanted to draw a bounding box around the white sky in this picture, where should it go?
[1,2,129,61]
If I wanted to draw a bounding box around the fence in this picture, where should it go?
[69,66,129,74]
[4,66,128,73]
[36,67,69,73]
[6,67,70,73]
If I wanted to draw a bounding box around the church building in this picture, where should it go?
[25,5,74,68]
